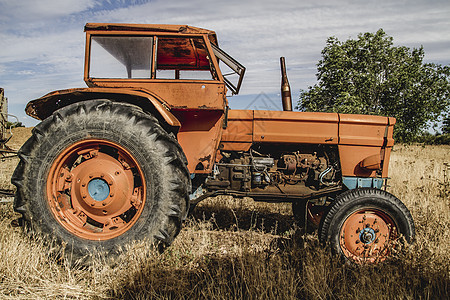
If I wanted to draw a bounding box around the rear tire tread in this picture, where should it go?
[12,99,190,260]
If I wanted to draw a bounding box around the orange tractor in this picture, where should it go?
[13,23,414,263]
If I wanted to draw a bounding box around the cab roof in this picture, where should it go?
[85,23,218,43]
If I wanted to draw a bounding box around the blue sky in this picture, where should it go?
[1,0,449,126]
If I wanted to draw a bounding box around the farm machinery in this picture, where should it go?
[0,88,19,157]
[12,23,414,263]
[1,88,12,156]
[1,88,19,197]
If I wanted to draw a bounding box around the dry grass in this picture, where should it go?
[0,132,448,299]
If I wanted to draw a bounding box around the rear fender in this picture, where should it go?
[25,87,181,130]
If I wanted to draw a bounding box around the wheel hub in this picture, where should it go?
[88,178,110,201]
[359,227,376,244]
[47,139,146,240]
[339,209,397,263]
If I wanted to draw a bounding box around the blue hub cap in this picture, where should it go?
[88,178,110,201]
[359,227,376,244]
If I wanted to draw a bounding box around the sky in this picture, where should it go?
[1,0,449,126]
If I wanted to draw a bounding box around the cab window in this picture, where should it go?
[90,35,153,79]
[155,37,217,80]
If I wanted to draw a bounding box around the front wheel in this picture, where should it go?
[319,188,415,264]
[12,100,190,261]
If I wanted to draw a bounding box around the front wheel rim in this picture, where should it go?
[339,209,398,263]
[47,139,146,240]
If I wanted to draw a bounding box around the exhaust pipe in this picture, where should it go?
[280,57,292,111]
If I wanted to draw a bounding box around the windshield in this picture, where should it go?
[90,36,154,79]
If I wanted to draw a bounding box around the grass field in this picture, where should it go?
[0,128,448,299]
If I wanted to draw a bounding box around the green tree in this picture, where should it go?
[299,29,449,142]
[443,117,450,134]
[5,121,24,129]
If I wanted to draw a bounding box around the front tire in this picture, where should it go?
[319,188,415,264]
[12,100,190,261]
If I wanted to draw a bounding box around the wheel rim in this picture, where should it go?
[339,209,398,263]
[47,139,146,240]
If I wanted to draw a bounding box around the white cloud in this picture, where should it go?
[0,0,97,23]
[16,70,34,75]
[0,30,84,62]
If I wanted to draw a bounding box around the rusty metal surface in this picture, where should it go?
[339,114,390,146]
[26,87,228,174]
[339,208,396,263]
[84,81,226,111]
[221,109,395,178]
[280,57,292,111]
[360,154,382,170]
[253,110,339,144]
[338,145,382,177]
[84,23,218,45]
[192,186,343,206]
[381,147,392,178]
[220,109,253,143]
[339,115,395,177]
[222,110,392,146]
[173,110,224,173]
[46,139,147,240]
[25,87,181,127]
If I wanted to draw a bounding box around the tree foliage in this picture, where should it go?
[5,121,24,129]
[443,117,450,134]
[299,29,449,142]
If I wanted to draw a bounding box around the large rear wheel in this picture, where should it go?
[12,100,190,261]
